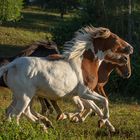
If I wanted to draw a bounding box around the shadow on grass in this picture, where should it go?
[1,10,63,32]
[0,44,24,57]
[109,93,140,104]
[95,128,134,139]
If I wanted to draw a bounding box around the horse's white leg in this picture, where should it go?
[78,84,109,119]
[6,92,33,125]
[6,95,17,119]
[23,105,51,133]
[87,100,115,132]
[80,108,93,122]
[27,98,53,129]
[78,85,115,131]
[72,96,85,112]
[24,105,38,122]
[67,96,85,122]
[66,96,93,122]
[77,99,93,122]
[31,109,53,129]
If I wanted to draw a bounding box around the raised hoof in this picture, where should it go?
[70,114,83,123]
[98,119,105,128]
[71,116,79,123]
[43,127,48,133]
[41,118,54,129]
[56,113,67,121]
[109,126,115,133]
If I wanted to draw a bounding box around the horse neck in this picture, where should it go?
[81,50,100,89]
[69,57,84,83]
[98,61,116,84]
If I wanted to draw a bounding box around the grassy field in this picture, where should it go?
[0,90,140,140]
[0,7,140,140]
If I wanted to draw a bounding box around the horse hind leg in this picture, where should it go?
[31,109,53,129]
[6,91,33,125]
[29,98,53,129]
[5,95,17,121]
[39,97,54,116]
[78,85,109,119]
[23,105,51,133]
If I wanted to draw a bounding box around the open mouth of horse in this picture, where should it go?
[116,67,131,79]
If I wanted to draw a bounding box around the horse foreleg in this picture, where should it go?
[78,84,115,132]
[86,100,115,132]
[78,85,109,119]
[24,105,38,122]
[96,84,108,99]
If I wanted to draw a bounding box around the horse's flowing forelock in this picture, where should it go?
[62,26,111,60]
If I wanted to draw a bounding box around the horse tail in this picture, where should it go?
[0,61,16,78]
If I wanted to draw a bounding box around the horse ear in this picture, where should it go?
[93,27,111,39]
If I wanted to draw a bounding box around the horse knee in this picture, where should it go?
[73,96,84,112]
[102,97,108,107]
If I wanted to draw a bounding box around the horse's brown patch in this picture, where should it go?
[82,49,99,90]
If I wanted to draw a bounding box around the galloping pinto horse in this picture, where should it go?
[67,55,131,123]
[0,26,133,132]
[0,40,59,113]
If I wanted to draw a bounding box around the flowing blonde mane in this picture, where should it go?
[63,25,111,60]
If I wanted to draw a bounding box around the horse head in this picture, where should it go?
[115,55,131,78]
[90,26,133,66]
[63,25,133,74]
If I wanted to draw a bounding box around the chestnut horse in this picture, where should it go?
[96,58,131,98]
[66,55,131,123]
[0,26,133,132]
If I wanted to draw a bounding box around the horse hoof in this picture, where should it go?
[41,118,54,128]
[98,119,105,128]
[109,126,115,133]
[71,116,79,123]
[71,114,83,123]
[56,113,67,121]
[43,127,48,133]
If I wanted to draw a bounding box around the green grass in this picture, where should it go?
[0,6,140,140]
[0,6,70,56]
[0,90,140,140]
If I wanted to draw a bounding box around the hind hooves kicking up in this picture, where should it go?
[56,113,68,121]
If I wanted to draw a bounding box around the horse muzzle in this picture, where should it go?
[123,45,133,55]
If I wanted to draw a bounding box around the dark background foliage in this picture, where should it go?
[0,0,140,101]
[49,0,140,101]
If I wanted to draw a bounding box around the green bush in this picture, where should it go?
[0,0,23,22]
[49,16,92,48]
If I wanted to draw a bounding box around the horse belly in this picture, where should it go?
[33,60,79,99]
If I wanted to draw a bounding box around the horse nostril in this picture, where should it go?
[124,72,130,78]
[123,56,127,62]
[126,73,129,76]
[126,45,133,54]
